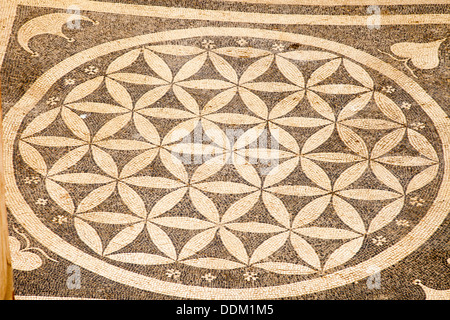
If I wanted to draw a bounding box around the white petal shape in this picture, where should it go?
[406,164,439,194]
[190,155,229,184]
[195,181,258,194]
[254,262,315,275]
[162,118,199,146]
[332,196,366,233]
[51,173,114,184]
[159,149,189,183]
[108,73,167,86]
[290,233,321,269]
[92,146,118,178]
[294,227,361,240]
[178,227,218,260]
[118,182,147,218]
[178,79,235,90]
[337,92,373,121]
[146,222,177,260]
[235,148,294,160]
[333,161,368,191]
[262,191,291,228]
[275,56,305,87]
[78,212,142,224]
[376,156,436,167]
[219,227,249,264]
[323,237,364,271]
[105,78,133,110]
[263,157,299,188]
[301,157,332,191]
[76,182,116,213]
[340,119,402,130]
[337,124,368,157]
[201,119,231,150]
[225,222,285,234]
[374,92,406,124]
[147,45,204,56]
[249,232,289,264]
[45,179,75,214]
[23,136,85,147]
[19,141,47,175]
[242,82,300,92]
[66,102,129,114]
[306,91,335,121]
[239,55,274,84]
[123,176,185,189]
[370,161,404,193]
[279,50,338,61]
[107,253,173,265]
[301,124,335,154]
[21,107,60,138]
[103,222,145,255]
[238,87,268,119]
[213,46,270,58]
[201,88,237,115]
[64,76,104,104]
[143,49,173,82]
[307,58,341,87]
[148,187,187,219]
[106,49,141,74]
[204,113,262,125]
[221,191,260,224]
[407,129,439,161]
[267,185,327,197]
[343,59,374,88]
[337,189,401,201]
[95,139,153,150]
[371,128,406,159]
[92,113,132,142]
[151,217,215,230]
[174,52,208,82]
[268,91,305,120]
[233,123,267,150]
[209,52,238,83]
[189,188,220,223]
[61,107,90,142]
[181,258,244,270]
[272,117,331,128]
[134,85,170,110]
[311,84,370,95]
[292,195,331,228]
[138,107,196,119]
[305,152,363,163]
[367,197,405,233]
[119,148,159,179]
[232,154,262,187]
[74,217,103,255]
[133,113,160,145]
[269,123,300,154]
[48,145,89,176]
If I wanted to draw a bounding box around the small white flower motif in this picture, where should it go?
[166,268,181,280]
[201,39,216,50]
[46,97,60,106]
[64,78,76,86]
[24,176,40,185]
[381,85,395,93]
[372,235,387,246]
[400,102,412,110]
[272,43,284,52]
[35,198,48,206]
[243,271,258,282]
[410,195,426,207]
[201,273,217,282]
[52,215,68,225]
[410,122,426,130]
[84,65,99,75]
[236,38,248,47]
[395,219,410,227]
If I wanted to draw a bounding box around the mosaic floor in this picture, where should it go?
[1,0,449,300]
